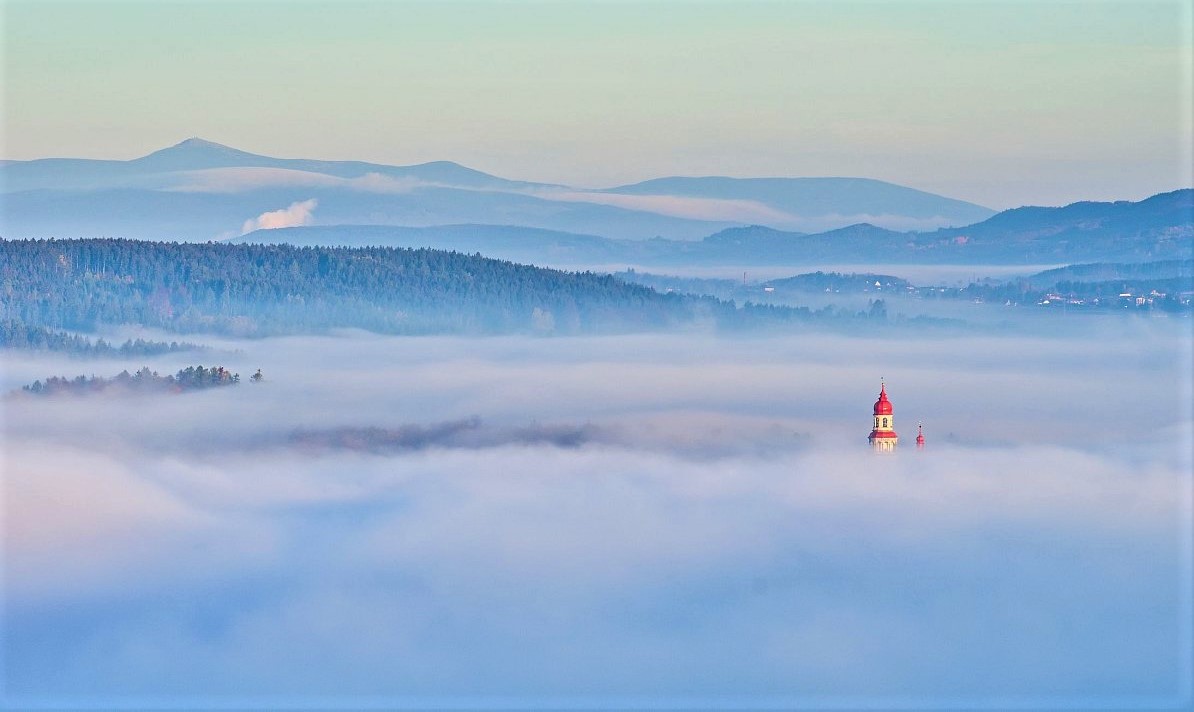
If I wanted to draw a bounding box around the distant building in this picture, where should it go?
[916,422,926,449]
[868,381,899,452]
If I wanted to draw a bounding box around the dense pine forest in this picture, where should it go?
[0,319,206,356]
[0,238,741,336]
[3,240,1185,342]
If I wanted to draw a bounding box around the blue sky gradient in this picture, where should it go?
[2,0,1192,208]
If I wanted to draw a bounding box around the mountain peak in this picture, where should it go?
[174,137,232,150]
[134,137,263,167]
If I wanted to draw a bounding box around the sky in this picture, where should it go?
[1,0,1192,209]
[2,322,1192,706]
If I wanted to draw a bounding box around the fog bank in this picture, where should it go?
[2,323,1191,707]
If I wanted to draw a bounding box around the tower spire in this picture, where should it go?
[916,422,925,449]
[868,380,898,452]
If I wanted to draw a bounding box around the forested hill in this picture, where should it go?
[0,238,731,336]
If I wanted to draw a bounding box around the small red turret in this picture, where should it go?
[916,423,925,449]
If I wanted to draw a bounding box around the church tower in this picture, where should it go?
[868,381,898,452]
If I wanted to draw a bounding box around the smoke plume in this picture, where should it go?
[240,198,318,234]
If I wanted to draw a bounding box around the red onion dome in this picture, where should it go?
[873,383,893,415]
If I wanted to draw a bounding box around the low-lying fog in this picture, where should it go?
[2,318,1191,707]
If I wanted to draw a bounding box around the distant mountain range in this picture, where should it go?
[0,137,995,240]
[237,189,1193,267]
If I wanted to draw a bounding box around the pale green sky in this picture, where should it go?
[2,0,1191,207]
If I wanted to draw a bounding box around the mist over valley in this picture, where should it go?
[4,323,1190,704]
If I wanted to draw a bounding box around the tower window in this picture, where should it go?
[882,417,888,427]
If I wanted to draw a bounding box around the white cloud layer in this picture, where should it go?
[531,188,798,224]
[155,168,967,234]
[2,320,1191,706]
[526,190,968,232]
[166,167,426,195]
